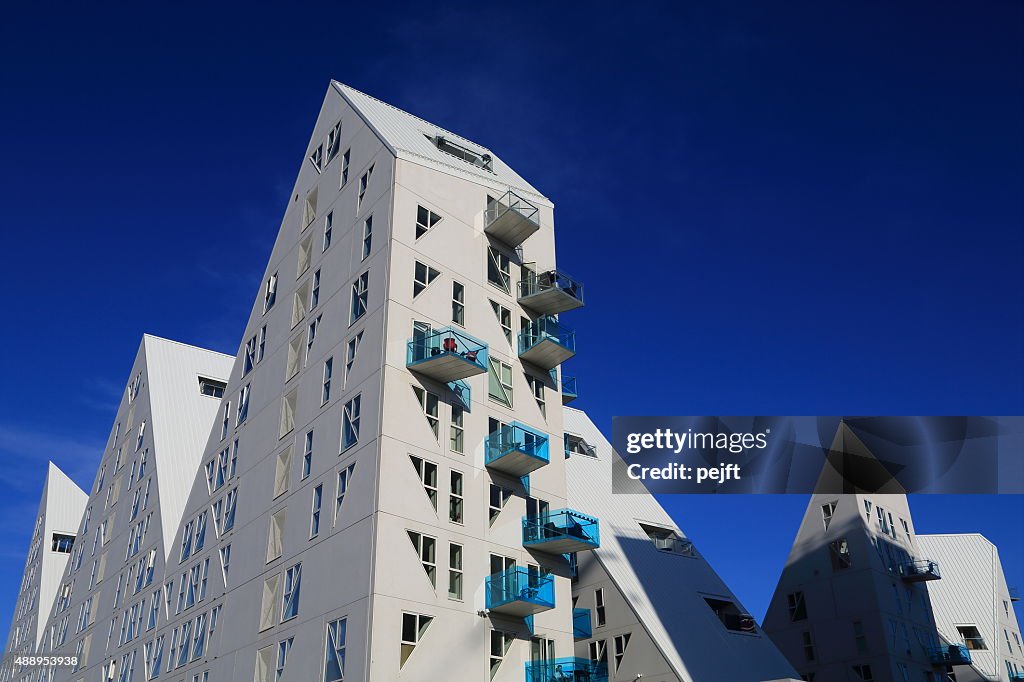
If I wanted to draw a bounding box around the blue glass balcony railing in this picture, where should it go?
[485,422,550,476]
[928,644,971,666]
[518,269,584,315]
[407,327,488,382]
[485,567,555,617]
[523,509,600,554]
[484,190,540,247]
[525,657,608,682]
[560,375,577,404]
[518,316,575,370]
[1009,670,1024,681]
[900,559,941,582]
[573,608,592,640]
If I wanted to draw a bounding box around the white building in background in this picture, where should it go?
[915,534,1024,681]
[563,408,801,682]
[0,464,87,681]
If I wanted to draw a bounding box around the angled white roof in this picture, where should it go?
[332,81,548,203]
[141,335,233,558]
[563,408,800,682]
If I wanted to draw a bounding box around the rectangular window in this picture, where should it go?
[324,618,347,682]
[488,359,513,407]
[323,211,333,251]
[357,164,373,211]
[335,464,355,522]
[830,538,852,570]
[412,386,440,438]
[487,247,511,292]
[220,402,231,440]
[449,471,464,524]
[589,639,607,667]
[451,281,465,325]
[302,430,313,480]
[310,485,323,537]
[489,483,511,524]
[339,149,350,187]
[852,664,874,681]
[490,300,512,344]
[257,325,267,363]
[802,631,815,661]
[350,272,368,323]
[787,591,807,621]
[264,273,278,313]
[322,357,333,404]
[309,143,323,172]
[326,121,342,162]
[489,629,514,679]
[342,396,361,451]
[362,216,372,260]
[448,543,463,600]
[237,384,251,424]
[595,588,606,626]
[527,375,546,417]
[282,563,302,621]
[311,269,321,309]
[345,331,363,385]
[450,405,464,454]
[853,620,867,653]
[821,501,837,530]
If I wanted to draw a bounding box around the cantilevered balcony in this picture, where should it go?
[407,327,488,382]
[518,317,575,370]
[573,608,592,640]
[525,657,608,682]
[523,509,600,554]
[518,269,584,315]
[560,376,577,404]
[1009,671,1024,681]
[900,559,941,582]
[929,644,971,666]
[485,567,554,617]
[484,190,540,247]
[485,422,549,476]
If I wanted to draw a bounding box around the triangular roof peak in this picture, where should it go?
[331,80,548,203]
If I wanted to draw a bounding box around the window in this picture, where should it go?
[350,272,368,323]
[704,597,756,632]
[258,325,267,363]
[787,592,807,622]
[310,484,323,537]
[449,471,464,524]
[487,247,511,292]
[821,501,837,530]
[413,261,440,297]
[323,211,334,251]
[400,612,432,667]
[450,405,464,454]
[306,314,323,356]
[275,637,293,681]
[412,386,439,438]
[309,143,323,172]
[489,484,511,524]
[407,531,437,587]
[452,281,465,325]
[488,358,513,407]
[589,640,608,667]
[415,205,441,239]
[326,121,342,162]
[339,149,350,187]
[302,430,313,479]
[335,464,355,521]
[345,331,363,385]
[853,620,867,653]
[361,216,372,260]
[302,188,318,228]
[957,625,987,650]
[264,273,278,313]
[830,538,852,570]
[448,543,463,600]
[237,384,251,424]
[489,630,514,679]
[219,544,231,583]
[490,301,512,344]
[322,357,334,404]
[527,375,546,417]
[273,446,292,499]
[280,389,297,439]
[409,455,438,509]
[613,633,631,671]
[311,269,321,309]
[595,588,606,627]
[852,665,874,681]
[199,377,226,398]
[298,236,313,276]
[802,631,815,661]
[136,421,146,451]
[357,164,373,211]
[342,395,361,450]
[324,618,347,682]
[52,533,75,553]
[282,563,302,621]
[429,135,492,171]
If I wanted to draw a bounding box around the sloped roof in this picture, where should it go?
[332,81,547,203]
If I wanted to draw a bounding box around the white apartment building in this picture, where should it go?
[0,464,87,682]
[916,534,1024,681]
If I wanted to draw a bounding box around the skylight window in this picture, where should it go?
[427,135,493,172]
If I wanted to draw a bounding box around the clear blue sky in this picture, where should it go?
[0,2,1021,628]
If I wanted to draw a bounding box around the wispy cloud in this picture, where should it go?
[0,422,103,493]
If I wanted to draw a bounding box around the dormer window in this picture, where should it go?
[427,135,493,172]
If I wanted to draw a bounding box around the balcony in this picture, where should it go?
[485,422,550,476]
[525,657,608,682]
[928,644,971,666]
[484,190,540,247]
[485,567,554,617]
[1010,586,1020,602]
[519,317,575,370]
[523,509,600,554]
[899,559,941,582]
[518,269,584,315]
[560,376,577,404]
[573,608,592,640]
[407,327,488,382]
[1010,671,1024,681]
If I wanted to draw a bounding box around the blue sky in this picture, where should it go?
[0,2,1021,628]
